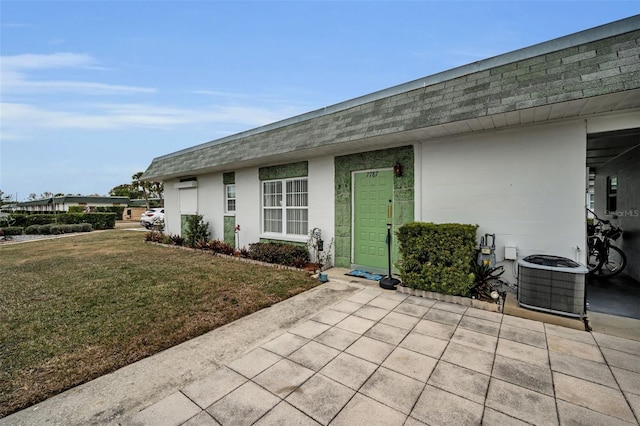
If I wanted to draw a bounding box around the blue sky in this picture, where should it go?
[1,1,638,201]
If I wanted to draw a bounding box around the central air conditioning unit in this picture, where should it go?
[517,254,588,318]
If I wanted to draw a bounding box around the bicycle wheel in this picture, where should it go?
[587,246,603,274]
[594,245,626,278]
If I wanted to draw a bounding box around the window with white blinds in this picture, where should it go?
[262,178,308,236]
[225,184,236,213]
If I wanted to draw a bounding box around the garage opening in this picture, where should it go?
[585,128,640,320]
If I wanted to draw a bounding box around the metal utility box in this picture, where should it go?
[517,255,588,318]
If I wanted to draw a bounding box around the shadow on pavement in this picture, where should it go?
[587,273,640,320]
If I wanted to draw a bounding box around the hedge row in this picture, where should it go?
[26,223,93,235]
[2,213,116,230]
[247,242,310,268]
[0,223,93,236]
[396,222,478,296]
[0,226,23,236]
[145,232,310,269]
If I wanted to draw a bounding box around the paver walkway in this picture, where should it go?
[122,287,640,426]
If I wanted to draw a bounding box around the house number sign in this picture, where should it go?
[366,171,378,178]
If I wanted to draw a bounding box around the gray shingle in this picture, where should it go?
[142,21,640,181]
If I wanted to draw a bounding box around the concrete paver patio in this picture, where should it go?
[120,286,640,426]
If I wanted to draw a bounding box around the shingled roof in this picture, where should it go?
[18,196,130,207]
[142,15,640,182]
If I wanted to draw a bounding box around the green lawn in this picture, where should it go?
[0,230,318,418]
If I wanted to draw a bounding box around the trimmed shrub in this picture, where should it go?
[8,213,115,229]
[25,225,40,235]
[38,224,52,235]
[54,224,74,234]
[396,222,478,296]
[56,213,116,229]
[95,206,126,217]
[24,215,56,227]
[24,223,91,235]
[248,242,310,268]
[0,226,23,236]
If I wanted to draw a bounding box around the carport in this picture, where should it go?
[586,127,640,320]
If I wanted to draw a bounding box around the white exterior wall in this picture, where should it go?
[162,158,336,261]
[164,179,181,235]
[236,157,336,251]
[196,174,224,240]
[417,120,588,283]
[235,168,260,248]
[307,157,336,264]
[164,175,227,240]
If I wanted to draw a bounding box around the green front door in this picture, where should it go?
[353,170,393,272]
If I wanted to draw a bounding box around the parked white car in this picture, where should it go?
[140,208,165,229]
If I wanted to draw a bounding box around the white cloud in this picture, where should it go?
[1,52,155,95]
[0,52,310,143]
[0,101,306,138]
[2,52,94,69]
[192,90,251,99]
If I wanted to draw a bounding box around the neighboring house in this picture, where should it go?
[125,198,163,220]
[142,16,640,282]
[17,196,130,213]
[0,203,19,213]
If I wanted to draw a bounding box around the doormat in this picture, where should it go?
[345,270,384,281]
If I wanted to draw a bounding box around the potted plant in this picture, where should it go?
[470,262,505,303]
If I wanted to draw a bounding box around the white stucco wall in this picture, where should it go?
[233,158,337,249]
[417,120,588,284]
[235,168,260,248]
[163,179,181,235]
[196,174,224,240]
[307,156,336,263]
[162,158,336,263]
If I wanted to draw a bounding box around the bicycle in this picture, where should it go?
[587,209,626,278]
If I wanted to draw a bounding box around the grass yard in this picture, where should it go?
[0,230,319,418]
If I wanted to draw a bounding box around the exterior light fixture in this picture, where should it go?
[393,162,403,177]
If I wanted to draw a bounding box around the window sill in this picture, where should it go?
[259,233,308,244]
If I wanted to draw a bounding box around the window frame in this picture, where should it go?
[225,184,236,214]
[261,177,308,238]
[606,175,617,213]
